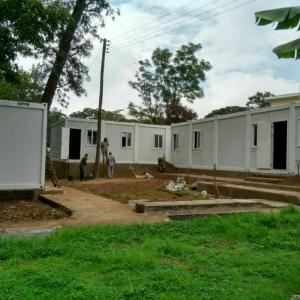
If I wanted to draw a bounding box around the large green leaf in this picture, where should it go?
[255,6,300,30]
[273,38,300,59]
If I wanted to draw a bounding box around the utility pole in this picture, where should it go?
[94,38,109,178]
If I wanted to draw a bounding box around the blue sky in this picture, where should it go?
[55,0,300,118]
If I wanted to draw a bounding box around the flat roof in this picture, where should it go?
[266,92,300,102]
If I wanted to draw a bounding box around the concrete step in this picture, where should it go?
[168,207,281,220]
[195,181,300,205]
[41,186,64,195]
[135,199,288,213]
[251,173,287,179]
[245,177,283,184]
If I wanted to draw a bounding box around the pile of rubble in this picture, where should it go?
[165,177,187,193]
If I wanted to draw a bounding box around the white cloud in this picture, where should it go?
[51,0,300,117]
[193,71,299,118]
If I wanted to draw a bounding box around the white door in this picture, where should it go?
[61,127,70,159]
[257,122,271,169]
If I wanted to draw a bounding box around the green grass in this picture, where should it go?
[0,207,300,300]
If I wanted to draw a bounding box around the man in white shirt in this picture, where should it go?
[106,152,116,178]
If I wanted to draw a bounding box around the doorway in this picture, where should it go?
[272,121,287,170]
[69,129,81,159]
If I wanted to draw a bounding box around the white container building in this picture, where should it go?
[50,119,171,164]
[51,93,300,175]
[171,102,300,174]
[0,100,47,190]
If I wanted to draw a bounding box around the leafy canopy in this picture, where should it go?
[255,6,300,59]
[246,91,273,109]
[205,91,273,118]
[128,43,211,125]
[0,0,68,82]
[205,106,247,118]
[0,67,44,102]
[69,107,129,122]
[0,0,118,107]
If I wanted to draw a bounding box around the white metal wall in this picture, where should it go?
[105,122,135,163]
[217,116,247,170]
[170,103,300,174]
[192,121,215,168]
[0,100,47,190]
[136,125,168,164]
[51,119,170,164]
[171,124,190,167]
[50,103,300,174]
[50,121,64,160]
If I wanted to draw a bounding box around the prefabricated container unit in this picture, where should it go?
[0,100,47,190]
[171,102,300,174]
[50,119,171,164]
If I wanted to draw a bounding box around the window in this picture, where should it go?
[121,132,132,147]
[154,134,163,149]
[193,131,201,150]
[173,133,179,150]
[87,130,97,145]
[252,124,258,147]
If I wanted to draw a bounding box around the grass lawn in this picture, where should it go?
[0,208,300,300]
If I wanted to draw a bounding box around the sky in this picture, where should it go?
[53,0,300,118]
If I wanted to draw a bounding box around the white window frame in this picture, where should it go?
[86,129,97,146]
[121,132,133,148]
[172,133,179,150]
[251,124,258,148]
[297,117,300,147]
[192,130,202,150]
[154,134,163,149]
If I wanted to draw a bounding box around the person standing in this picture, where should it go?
[100,137,109,164]
[107,152,116,178]
[79,153,88,181]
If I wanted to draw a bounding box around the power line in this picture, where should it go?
[109,49,138,68]
[113,0,256,50]
[108,51,138,72]
[110,46,139,66]
[113,0,240,48]
[112,0,223,44]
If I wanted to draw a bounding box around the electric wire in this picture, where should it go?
[110,46,139,66]
[112,0,224,44]
[112,0,241,48]
[113,0,256,50]
[108,51,138,72]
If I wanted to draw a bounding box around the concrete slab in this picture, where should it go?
[1,226,61,237]
[135,199,290,213]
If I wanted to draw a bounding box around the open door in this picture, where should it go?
[69,128,81,159]
[256,122,271,169]
[273,121,287,170]
[61,127,70,159]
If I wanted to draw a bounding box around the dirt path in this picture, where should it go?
[0,186,166,230]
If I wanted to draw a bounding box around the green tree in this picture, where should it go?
[69,107,128,122]
[255,6,300,59]
[246,91,274,109]
[0,0,118,108]
[128,43,211,125]
[0,0,67,82]
[205,106,247,118]
[41,0,118,109]
[0,67,44,102]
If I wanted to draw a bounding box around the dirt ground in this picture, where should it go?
[0,199,68,223]
[62,178,204,203]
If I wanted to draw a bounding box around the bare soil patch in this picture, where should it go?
[0,199,68,223]
[62,178,204,203]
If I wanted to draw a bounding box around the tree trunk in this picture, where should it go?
[41,0,86,110]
